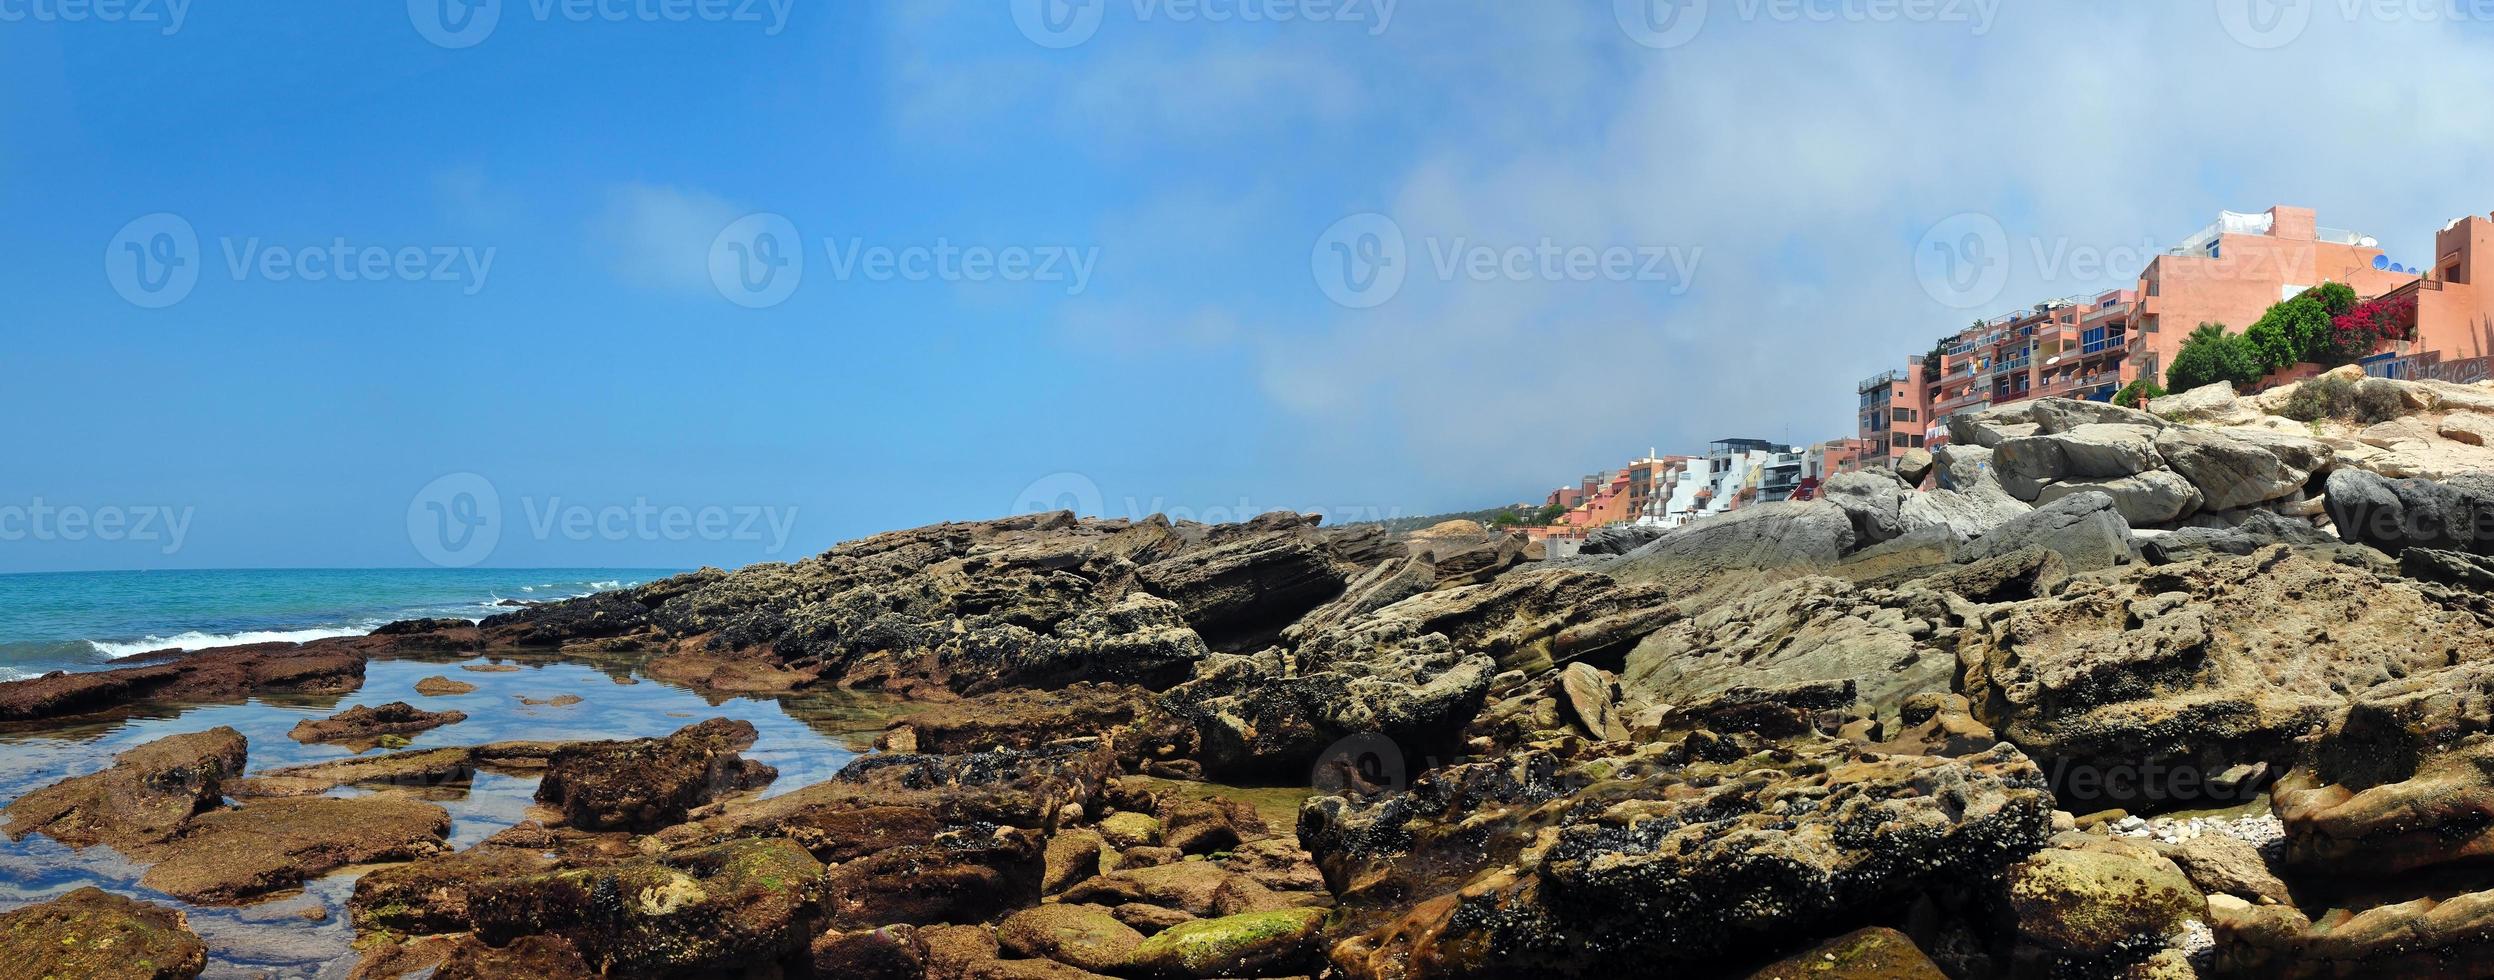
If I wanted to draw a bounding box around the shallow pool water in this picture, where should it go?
[0,654,900,978]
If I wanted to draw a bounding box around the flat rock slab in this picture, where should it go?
[137,795,451,904]
[288,701,466,746]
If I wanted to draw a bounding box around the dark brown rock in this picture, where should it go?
[138,795,452,903]
[535,718,777,831]
[287,700,466,745]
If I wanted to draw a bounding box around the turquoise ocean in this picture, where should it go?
[0,568,684,681]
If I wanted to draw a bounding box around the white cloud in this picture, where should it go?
[595,183,745,293]
[891,3,2494,504]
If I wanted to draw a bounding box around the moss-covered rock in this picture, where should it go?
[138,795,452,904]
[0,886,207,980]
[2007,846,2205,957]
[465,837,826,975]
[1744,927,1947,979]
[1127,906,1326,978]
[1044,828,1109,895]
[997,903,1144,973]
[1099,811,1162,849]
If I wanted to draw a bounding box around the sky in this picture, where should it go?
[3,0,2492,572]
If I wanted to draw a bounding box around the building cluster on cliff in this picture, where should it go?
[1523,203,2494,547]
[1855,203,2494,472]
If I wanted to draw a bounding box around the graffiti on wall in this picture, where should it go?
[2367,353,2494,385]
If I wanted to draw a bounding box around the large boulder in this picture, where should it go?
[1306,736,2055,977]
[3,728,247,850]
[1899,485,2031,542]
[1996,423,2166,498]
[1934,443,1999,492]
[2148,382,2250,423]
[2157,426,2322,512]
[1621,575,1946,721]
[2325,468,2494,556]
[1952,397,2166,449]
[1157,567,1673,777]
[1958,547,2486,809]
[1607,500,1855,588]
[0,887,207,980]
[1821,469,1910,548]
[2035,470,2202,526]
[2137,510,2335,564]
[534,718,778,831]
[1960,491,2134,571]
[2006,842,2206,964]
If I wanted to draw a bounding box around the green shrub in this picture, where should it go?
[2112,378,2165,409]
[2279,376,2354,422]
[2279,375,2406,424]
[2310,281,2358,318]
[2166,323,2263,392]
[2353,379,2405,424]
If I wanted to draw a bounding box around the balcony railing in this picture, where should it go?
[1856,369,1906,393]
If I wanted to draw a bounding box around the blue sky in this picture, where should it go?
[4,2,2491,571]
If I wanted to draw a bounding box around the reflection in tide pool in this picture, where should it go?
[0,655,901,978]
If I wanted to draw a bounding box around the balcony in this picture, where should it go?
[1857,369,1906,394]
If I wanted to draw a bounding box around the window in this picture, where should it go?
[1891,408,1913,423]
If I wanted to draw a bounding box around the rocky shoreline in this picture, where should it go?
[17,370,2494,976]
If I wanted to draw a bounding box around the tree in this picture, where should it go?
[2243,292,2332,371]
[2165,322,2263,392]
[2242,315,2296,373]
[2310,281,2358,318]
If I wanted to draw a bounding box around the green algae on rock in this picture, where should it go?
[0,886,208,980]
[1128,906,1328,978]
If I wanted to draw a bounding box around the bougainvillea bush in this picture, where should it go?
[2321,293,2418,365]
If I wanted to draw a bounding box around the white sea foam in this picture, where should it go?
[0,666,27,682]
[588,580,622,590]
[86,623,385,658]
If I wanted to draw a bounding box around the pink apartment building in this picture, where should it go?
[2128,206,2411,385]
